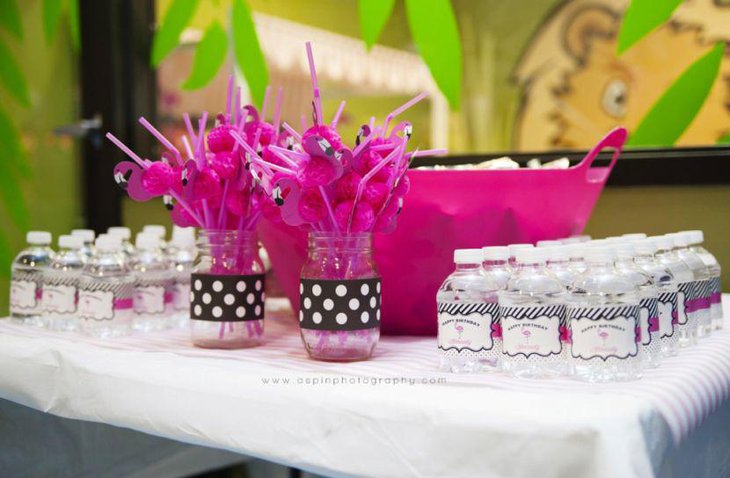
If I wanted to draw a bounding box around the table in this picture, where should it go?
[0,297,728,478]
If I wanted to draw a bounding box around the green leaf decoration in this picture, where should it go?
[151,0,199,67]
[42,0,63,45]
[0,0,23,39]
[358,0,395,49]
[181,21,228,90]
[628,43,725,147]
[232,0,269,107]
[0,109,28,230]
[404,0,462,110]
[0,107,30,179]
[67,0,80,51]
[0,41,30,106]
[617,0,683,55]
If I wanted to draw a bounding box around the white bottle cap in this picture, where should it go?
[454,249,484,264]
[575,235,592,242]
[143,225,167,239]
[108,226,131,240]
[27,231,52,245]
[508,243,534,257]
[634,239,657,255]
[545,245,570,262]
[649,235,673,252]
[58,234,83,249]
[136,232,160,250]
[683,230,704,245]
[673,232,693,248]
[612,242,635,259]
[482,246,509,261]
[71,229,95,243]
[622,233,646,240]
[514,247,545,265]
[561,237,582,244]
[171,226,196,248]
[566,245,585,260]
[95,234,121,251]
[584,246,616,263]
[665,232,689,248]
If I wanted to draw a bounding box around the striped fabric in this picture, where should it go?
[1,296,728,444]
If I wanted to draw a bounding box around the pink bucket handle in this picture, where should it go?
[578,127,627,184]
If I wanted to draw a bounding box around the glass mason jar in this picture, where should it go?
[190,230,265,349]
[299,232,381,361]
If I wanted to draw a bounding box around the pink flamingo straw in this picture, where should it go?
[305,41,323,125]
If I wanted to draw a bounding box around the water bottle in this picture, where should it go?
[612,242,661,368]
[10,231,54,325]
[546,245,578,289]
[42,234,86,331]
[131,232,171,332]
[437,249,501,373]
[71,229,96,259]
[482,246,511,289]
[621,233,647,241]
[499,247,567,378]
[78,235,134,337]
[143,224,169,253]
[567,245,587,274]
[652,236,696,347]
[568,246,642,382]
[683,230,723,329]
[108,226,136,258]
[633,239,680,357]
[668,233,712,339]
[168,226,196,328]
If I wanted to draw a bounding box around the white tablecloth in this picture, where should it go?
[0,297,728,478]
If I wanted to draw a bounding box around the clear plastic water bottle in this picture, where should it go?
[42,234,86,331]
[546,245,578,289]
[612,242,661,368]
[482,246,511,289]
[567,245,587,274]
[437,249,502,373]
[10,231,54,325]
[568,246,642,382]
[669,233,712,339]
[108,226,136,258]
[507,243,533,267]
[143,224,169,253]
[168,226,196,328]
[131,232,171,332]
[684,230,723,329]
[652,236,696,347]
[499,247,567,378]
[78,235,134,337]
[71,229,96,259]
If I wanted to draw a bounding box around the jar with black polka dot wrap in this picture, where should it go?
[189,230,265,349]
[299,232,380,361]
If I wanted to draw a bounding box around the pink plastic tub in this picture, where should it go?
[259,128,627,336]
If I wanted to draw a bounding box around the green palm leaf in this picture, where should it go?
[181,21,228,90]
[0,41,30,106]
[358,0,395,50]
[151,0,199,67]
[0,0,23,39]
[617,0,683,54]
[231,0,269,107]
[42,0,63,45]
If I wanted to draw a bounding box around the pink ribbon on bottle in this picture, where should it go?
[672,310,679,325]
[648,316,660,332]
[114,298,133,310]
[490,321,502,339]
[710,292,722,305]
[559,325,572,344]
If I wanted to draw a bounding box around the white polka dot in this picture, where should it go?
[247,293,255,304]
[323,299,334,311]
[203,293,212,304]
[376,282,381,293]
[194,280,202,291]
[299,283,303,294]
[193,304,202,316]
[224,294,235,305]
[361,311,369,323]
[336,312,347,324]
[236,307,245,318]
[236,281,246,292]
[304,297,312,309]
[299,310,304,322]
[255,305,261,316]
[336,285,347,297]
[312,312,322,324]
[255,280,262,291]
[261,292,266,301]
[370,297,376,308]
[189,292,195,302]
[360,283,369,295]
[212,306,222,318]
[212,280,223,292]
[349,298,360,310]
[312,284,322,296]
[377,309,381,321]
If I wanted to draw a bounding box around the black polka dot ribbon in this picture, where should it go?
[190,273,265,322]
[299,278,381,331]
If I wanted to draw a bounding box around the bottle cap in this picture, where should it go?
[584,246,616,263]
[482,246,509,261]
[536,240,561,247]
[171,226,196,248]
[27,231,52,245]
[143,225,167,239]
[107,226,131,240]
[95,234,121,251]
[622,233,646,240]
[575,235,592,242]
[136,232,160,250]
[561,237,582,244]
[454,249,484,264]
[545,245,570,262]
[634,239,657,255]
[612,242,635,259]
[672,232,692,248]
[649,235,673,252]
[58,234,83,249]
[514,247,545,265]
[71,229,95,243]
[566,245,585,260]
[508,243,534,257]
[683,230,704,245]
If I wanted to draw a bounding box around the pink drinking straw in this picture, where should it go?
[273,87,283,135]
[318,185,339,232]
[382,91,428,137]
[182,136,194,159]
[267,145,306,167]
[300,114,307,132]
[226,75,234,120]
[138,117,183,165]
[183,113,198,151]
[305,42,323,125]
[281,122,302,142]
[230,131,296,175]
[332,100,346,128]
[235,87,242,124]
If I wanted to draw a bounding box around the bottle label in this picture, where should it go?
[569,305,640,361]
[500,305,565,358]
[78,281,134,321]
[43,283,77,314]
[173,281,191,311]
[191,273,265,322]
[657,291,677,338]
[134,282,167,315]
[638,297,659,346]
[10,279,39,313]
[710,277,722,305]
[437,302,498,353]
[676,282,693,325]
[299,278,380,330]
